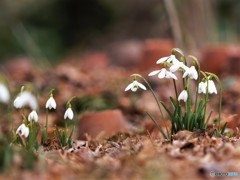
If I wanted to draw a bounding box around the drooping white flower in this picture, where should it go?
[148,68,177,80]
[208,80,217,94]
[178,90,188,102]
[16,124,25,134]
[22,126,29,138]
[198,82,207,94]
[16,123,29,138]
[169,59,186,73]
[183,66,198,80]
[13,91,38,110]
[125,80,146,92]
[0,83,10,104]
[13,96,22,108]
[156,55,179,65]
[46,96,57,109]
[64,107,74,120]
[198,79,217,94]
[28,110,38,122]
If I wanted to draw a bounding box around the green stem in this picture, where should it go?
[190,56,201,114]
[200,71,208,128]
[66,96,76,107]
[206,72,223,133]
[173,79,178,99]
[45,109,49,139]
[65,120,68,136]
[186,78,191,130]
[131,74,170,139]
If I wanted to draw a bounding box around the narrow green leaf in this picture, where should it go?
[160,101,174,121]
[204,110,213,129]
[221,122,228,135]
[146,112,168,140]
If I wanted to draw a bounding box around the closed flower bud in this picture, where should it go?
[46,96,56,110]
[64,107,74,120]
[28,110,38,122]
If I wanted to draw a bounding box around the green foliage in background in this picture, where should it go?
[0,0,115,61]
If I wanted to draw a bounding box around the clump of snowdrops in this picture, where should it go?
[0,77,78,171]
[125,48,226,140]
[10,86,77,150]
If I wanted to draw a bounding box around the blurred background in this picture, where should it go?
[0,0,240,66]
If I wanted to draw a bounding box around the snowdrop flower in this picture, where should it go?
[178,90,188,102]
[156,55,179,65]
[169,58,186,73]
[28,110,38,122]
[198,79,217,94]
[0,83,10,104]
[208,80,217,94]
[198,82,207,94]
[13,91,38,110]
[16,124,29,138]
[148,68,177,80]
[46,95,56,109]
[125,80,146,92]
[64,107,74,120]
[183,66,198,80]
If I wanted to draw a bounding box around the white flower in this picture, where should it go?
[169,59,186,73]
[13,96,22,108]
[125,80,146,92]
[28,110,38,122]
[13,91,38,110]
[198,82,207,94]
[156,55,179,64]
[22,126,29,138]
[208,80,217,94]
[16,124,29,138]
[64,107,74,120]
[0,83,10,104]
[148,68,177,80]
[46,96,57,109]
[178,90,188,102]
[183,66,198,80]
[198,79,217,94]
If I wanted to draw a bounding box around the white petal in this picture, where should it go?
[136,82,146,90]
[156,56,169,64]
[46,97,56,109]
[131,86,138,92]
[198,83,203,93]
[198,82,207,94]
[178,90,188,102]
[166,71,177,80]
[0,84,10,104]
[170,64,179,72]
[131,81,139,92]
[125,82,134,91]
[158,68,166,79]
[23,126,29,138]
[14,91,38,110]
[13,96,21,109]
[183,91,188,102]
[148,70,161,76]
[181,64,188,71]
[64,108,74,120]
[209,80,217,94]
[16,124,25,134]
[170,55,179,62]
[189,66,198,80]
[28,110,38,122]
[22,91,38,110]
